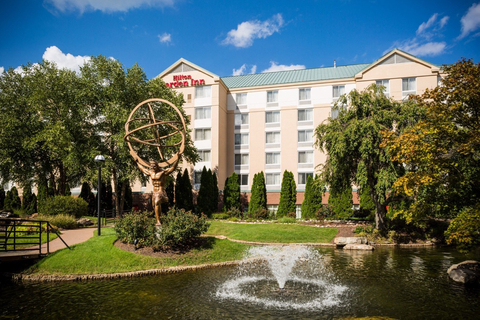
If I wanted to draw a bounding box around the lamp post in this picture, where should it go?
[94,155,105,236]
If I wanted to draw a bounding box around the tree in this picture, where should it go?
[301,175,323,219]
[196,166,211,216]
[249,172,267,216]
[328,181,353,219]
[277,170,296,218]
[22,184,37,215]
[223,172,240,212]
[383,59,480,225]
[0,186,4,210]
[315,84,422,230]
[210,171,219,213]
[175,169,193,211]
[79,182,96,215]
[4,186,21,212]
[358,185,375,218]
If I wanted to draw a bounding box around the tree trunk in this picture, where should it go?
[375,202,387,231]
[112,169,120,218]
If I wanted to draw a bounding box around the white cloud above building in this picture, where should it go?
[261,61,305,73]
[158,32,172,45]
[232,64,257,76]
[44,0,176,13]
[387,13,449,57]
[42,46,91,73]
[458,2,480,39]
[222,14,284,48]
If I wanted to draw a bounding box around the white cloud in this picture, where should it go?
[387,13,449,57]
[44,0,176,13]
[261,61,305,73]
[158,32,172,45]
[232,64,258,76]
[222,14,284,48]
[0,67,4,74]
[42,46,91,73]
[459,2,480,39]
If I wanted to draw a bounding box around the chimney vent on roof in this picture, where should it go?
[334,60,336,68]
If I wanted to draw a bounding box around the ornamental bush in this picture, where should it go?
[37,213,77,229]
[277,171,296,218]
[38,196,88,218]
[114,211,157,248]
[156,207,210,248]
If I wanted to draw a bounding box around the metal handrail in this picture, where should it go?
[0,218,71,254]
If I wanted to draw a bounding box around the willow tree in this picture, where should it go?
[315,84,422,230]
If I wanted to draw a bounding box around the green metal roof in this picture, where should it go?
[220,63,371,89]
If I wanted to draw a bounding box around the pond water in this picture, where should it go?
[1,246,479,320]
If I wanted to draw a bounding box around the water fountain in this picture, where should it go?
[216,246,348,310]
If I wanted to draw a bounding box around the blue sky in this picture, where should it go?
[1,0,479,79]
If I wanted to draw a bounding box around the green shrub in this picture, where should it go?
[227,207,243,219]
[212,213,229,220]
[278,217,296,224]
[114,211,157,248]
[317,204,333,220]
[38,196,88,218]
[156,208,210,248]
[353,225,374,234]
[37,213,77,229]
[251,208,269,220]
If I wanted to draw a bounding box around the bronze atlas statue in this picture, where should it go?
[124,98,186,225]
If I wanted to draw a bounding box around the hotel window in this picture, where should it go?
[195,128,211,141]
[266,152,280,165]
[238,174,249,186]
[235,153,249,165]
[195,85,211,98]
[299,88,311,101]
[234,113,249,126]
[298,151,314,164]
[333,85,345,100]
[266,131,280,144]
[298,109,313,121]
[236,93,247,105]
[195,107,211,120]
[266,173,281,185]
[375,79,390,97]
[198,150,211,162]
[235,133,249,145]
[267,90,278,103]
[298,172,314,185]
[265,111,280,123]
[298,130,313,143]
[194,171,202,184]
[402,77,416,99]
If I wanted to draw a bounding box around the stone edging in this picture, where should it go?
[5,260,248,283]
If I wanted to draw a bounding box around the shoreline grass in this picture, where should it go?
[205,221,338,243]
[27,228,249,275]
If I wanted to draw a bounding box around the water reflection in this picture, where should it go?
[1,246,479,320]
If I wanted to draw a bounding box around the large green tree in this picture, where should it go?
[223,172,240,212]
[301,175,323,219]
[315,84,422,230]
[196,166,211,216]
[249,172,267,216]
[277,170,296,218]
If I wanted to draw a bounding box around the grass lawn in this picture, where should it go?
[28,228,249,275]
[205,221,338,243]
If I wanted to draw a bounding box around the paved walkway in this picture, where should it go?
[43,227,97,253]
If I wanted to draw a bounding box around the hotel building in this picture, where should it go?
[135,49,442,215]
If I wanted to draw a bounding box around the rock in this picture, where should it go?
[334,237,368,247]
[447,260,480,285]
[77,218,93,226]
[343,243,374,250]
[0,211,18,218]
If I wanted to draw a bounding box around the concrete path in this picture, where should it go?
[43,227,97,253]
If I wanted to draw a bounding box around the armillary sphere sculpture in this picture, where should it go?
[124,98,186,226]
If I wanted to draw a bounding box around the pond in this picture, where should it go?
[1,246,479,320]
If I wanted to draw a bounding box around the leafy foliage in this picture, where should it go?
[4,186,21,212]
[38,196,88,218]
[197,167,213,216]
[277,170,296,218]
[358,185,375,218]
[0,186,5,210]
[445,205,480,252]
[315,84,422,230]
[21,184,37,215]
[301,175,324,219]
[223,172,240,212]
[79,182,96,215]
[383,59,480,225]
[157,208,210,248]
[175,169,194,211]
[114,211,157,248]
[249,172,267,216]
[328,182,353,219]
[37,213,78,229]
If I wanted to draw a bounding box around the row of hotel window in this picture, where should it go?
[195,129,314,144]
[234,78,416,104]
[193,149,314,165]
[194,107,313,124]
[194,171,314,186]
[191,78,416,102]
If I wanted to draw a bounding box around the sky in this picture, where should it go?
[1,0,480,79]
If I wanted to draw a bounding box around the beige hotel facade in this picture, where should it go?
[134,49,442,215]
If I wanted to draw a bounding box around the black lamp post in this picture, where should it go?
[94,155,105,236]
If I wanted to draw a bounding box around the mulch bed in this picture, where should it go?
[114,237,212,258]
